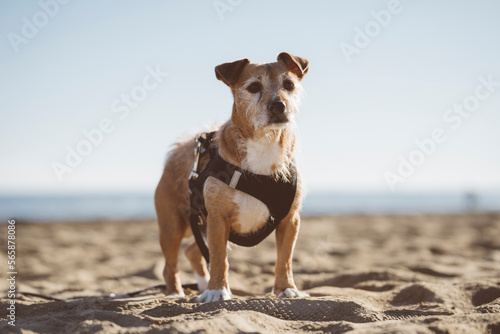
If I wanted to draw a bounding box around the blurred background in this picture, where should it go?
[1,0,499,220]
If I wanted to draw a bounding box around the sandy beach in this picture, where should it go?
[1,214,500,333]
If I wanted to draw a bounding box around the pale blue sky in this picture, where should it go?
[1,0,499,195]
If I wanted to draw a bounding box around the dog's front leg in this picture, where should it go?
[273,213,308,298]
[197,213,232,303]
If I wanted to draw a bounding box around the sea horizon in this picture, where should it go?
[1,191,499,222]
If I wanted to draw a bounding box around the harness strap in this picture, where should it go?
[188,132,297,264]
[188,133,216,265]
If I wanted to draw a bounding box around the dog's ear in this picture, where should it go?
[215,58,250,86]
[277,52,309,79]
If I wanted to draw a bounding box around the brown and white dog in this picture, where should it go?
[154,52,309,303]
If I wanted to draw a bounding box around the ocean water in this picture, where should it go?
[0,192,499,222]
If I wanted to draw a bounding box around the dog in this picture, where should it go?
[154,52,309,303]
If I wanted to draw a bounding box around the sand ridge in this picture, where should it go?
[1,214,500,333]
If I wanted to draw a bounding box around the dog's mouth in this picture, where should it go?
[268,112,289,125]
[266,116,291,131]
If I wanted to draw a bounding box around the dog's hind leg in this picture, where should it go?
[184,240,210,292]
[156,201,187,296]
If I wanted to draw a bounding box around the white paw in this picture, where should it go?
[195,273,210,292]
[278,288,309,298]
[169,291,185,297]
[197,288,231,303]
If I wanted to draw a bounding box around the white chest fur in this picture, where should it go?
[233,191,269,234]
[233,138,283,234]
[243,138,282,175]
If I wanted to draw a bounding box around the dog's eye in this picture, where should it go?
[246,82,262,93]
[283,80,295,91]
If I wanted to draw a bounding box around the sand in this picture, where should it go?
[1,214,500,333]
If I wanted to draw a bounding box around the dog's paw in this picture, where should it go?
[195,273,210,292]
[168,291,185,297]
[197,288,231,303]
[277,288,309,299]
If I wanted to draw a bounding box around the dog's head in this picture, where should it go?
[215,52,309,136]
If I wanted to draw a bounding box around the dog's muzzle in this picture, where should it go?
[268,101,288,124]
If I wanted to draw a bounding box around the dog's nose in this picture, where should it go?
[269,101,286,114]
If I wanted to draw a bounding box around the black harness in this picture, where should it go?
[188,132,297,264]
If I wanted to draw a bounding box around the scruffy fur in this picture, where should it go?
[155,52,309,302]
